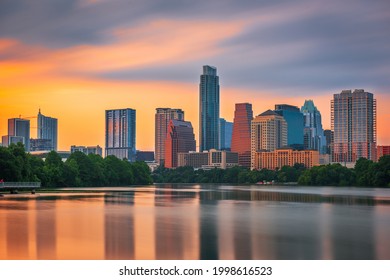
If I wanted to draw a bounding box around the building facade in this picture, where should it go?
[155,108,184,165]
[231,103,253,168]
[251,110,287,169]
[37,109,58,151]
[219,118,233,150]
[301,100,327,154]
[30,139,53,152]
[5,118,30,151]
[253,149,319,170]
[71,145,103,156]
[377,146,390,161]
[105,108,136,161]
[178,149,238,169]
[199,65,220,152]
[165,120,196,168]
[324,129,334,155]
[274,104,304,149]
[331,89,376,163]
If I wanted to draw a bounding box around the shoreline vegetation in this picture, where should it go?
[1,143,389,188]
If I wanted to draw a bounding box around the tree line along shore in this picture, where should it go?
[1,143,389,187]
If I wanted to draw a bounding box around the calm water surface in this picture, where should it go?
[1,184,390,260]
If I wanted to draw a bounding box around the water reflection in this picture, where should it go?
[0,185,389,260]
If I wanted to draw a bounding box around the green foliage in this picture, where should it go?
[0,146,152,187]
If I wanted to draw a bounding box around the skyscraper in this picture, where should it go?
[219,118,233,150]
[199,65,219,152]
[165,120,196,168]
[331,89,376,162]
[231,103,253,167]
[274,104,304,148]
[155,108,184,165]
[105,108,136,161]
[251,110,287,169]
[6,118,30,151]
[301,100,327,154]
[37,109,58,151]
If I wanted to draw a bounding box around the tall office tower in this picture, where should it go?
[301,100,327,154]
[324,129,334,155]
[37,109,58,151]
[199,65,220,152]
[251,110,287,169]
[165,120,196,168]
[105,108,136,161]
[231,103,253,167]
[7,118,30,151]
[219,118,233,150]
[331,89,376,163]
[274,104,304,149]
[155,108,184,165]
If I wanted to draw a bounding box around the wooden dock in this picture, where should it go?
[0,182,41,194]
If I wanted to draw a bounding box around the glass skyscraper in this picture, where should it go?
[274,104,304,149]
[331,89,376,162]
[165,120,196,168]
[37,109,58,151]
[199,65,219,152]
[7,118,30,151]
[231,103,253,168]
[105,108,136,161]
[301,100,327,154]
[219,118,233,150]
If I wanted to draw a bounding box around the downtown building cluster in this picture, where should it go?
[2,66,388,169]
[103,65,385,170]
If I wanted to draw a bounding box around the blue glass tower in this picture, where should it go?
[301,100,327,154]
[219,118,233,150]
[105,108,136,161]
[199,65,220,152]
[274,104,304,149]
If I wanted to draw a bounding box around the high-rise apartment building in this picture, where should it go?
[251,110,287,169]
[105,108,136,161]
[199,65,220,152]
[274,104,304,148]
[331,89,376,162]
[5,118,30,151]
[301,100,327,154]
[219,118,233,150]
[37,109,58,151]
[231,103,253,168]
[165,120,196,168]
[155,108,184,165]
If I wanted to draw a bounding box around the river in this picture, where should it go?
[1,184,389,260]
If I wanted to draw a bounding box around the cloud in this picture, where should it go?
[1,0,389,96]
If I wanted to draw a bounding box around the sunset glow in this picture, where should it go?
[1,1,389,151]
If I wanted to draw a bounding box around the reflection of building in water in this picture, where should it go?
[0,200,37,259]
[330,205,375,259]
[134,192,156,259]
[35,200,57,259]
[374,206,390,259]
[104,193,135,259]
[199,193,219,260]
[154,186,199,259]
[217,202,235,259]
[55,197,105,259]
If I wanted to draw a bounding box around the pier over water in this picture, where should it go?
[0,182,41,194]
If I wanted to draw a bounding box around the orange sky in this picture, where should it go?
[1,17,389,151]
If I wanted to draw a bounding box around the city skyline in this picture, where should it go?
[1,1,389,151]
